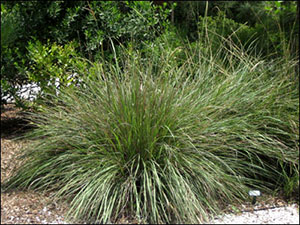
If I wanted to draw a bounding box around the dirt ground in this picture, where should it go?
[1,104,71,224]
[1,104,298,224]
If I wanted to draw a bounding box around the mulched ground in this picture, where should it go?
[1,104,298,224]
[1,104,71,224]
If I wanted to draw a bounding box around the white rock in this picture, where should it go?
[2,73,84,103]
[210,204,299,224]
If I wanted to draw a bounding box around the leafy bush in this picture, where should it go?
[1,3,27,106]
[1,1,172,108]
[24,40,86,95]
[3,37,298,223]
[81,1,172,61]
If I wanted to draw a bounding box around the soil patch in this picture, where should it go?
[1,104,34,139]
[1,104,70,224]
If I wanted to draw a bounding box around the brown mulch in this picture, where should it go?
[1,104,70,224]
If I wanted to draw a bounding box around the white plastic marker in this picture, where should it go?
[249,190,261,205]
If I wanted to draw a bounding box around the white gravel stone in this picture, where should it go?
[2,73,83,103]
[210,204,299,224]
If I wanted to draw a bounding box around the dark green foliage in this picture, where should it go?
[1,3,26,106]
[173,1,299,58]
[197,11,256,54]
[1,1,172,107]
[1,1,298,107]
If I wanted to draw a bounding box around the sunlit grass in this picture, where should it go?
[2,35,298,224]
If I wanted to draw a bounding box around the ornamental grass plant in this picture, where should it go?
[2,34,299,224]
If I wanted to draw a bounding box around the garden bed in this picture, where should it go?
[1,104,299,224]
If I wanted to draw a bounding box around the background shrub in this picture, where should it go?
[1,1,298,107]
[25,40,85,95]
[1,1,172,107]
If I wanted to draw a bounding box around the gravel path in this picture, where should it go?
[2,197,298,224]
[210,204,299,224]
